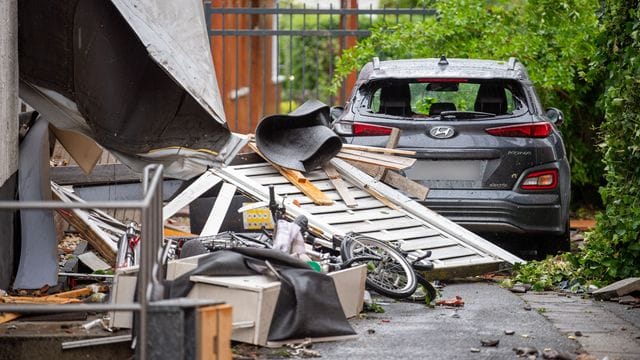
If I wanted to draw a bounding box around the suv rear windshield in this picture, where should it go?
[364,79,527,119]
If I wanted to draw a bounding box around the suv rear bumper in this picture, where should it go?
[422,189,568,235]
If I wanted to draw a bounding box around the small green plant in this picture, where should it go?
[363,301,385,313]
[537,307,547,313]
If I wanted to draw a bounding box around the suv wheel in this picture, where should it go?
[538,220,570,258]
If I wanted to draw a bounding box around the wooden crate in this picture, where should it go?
[197,304,232,360]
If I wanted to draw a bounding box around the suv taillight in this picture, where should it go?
[485,122,552,138]
[520,169,558,190]
[352,122,393,136]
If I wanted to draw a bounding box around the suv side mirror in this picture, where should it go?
[330,106,344,122]
[546,107,564,125]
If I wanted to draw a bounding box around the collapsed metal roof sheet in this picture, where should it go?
[18,0,245,179]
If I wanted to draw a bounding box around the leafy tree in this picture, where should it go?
[332,0,602,198]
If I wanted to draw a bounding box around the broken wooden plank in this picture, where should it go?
[0,313,21,324]
[341,143,416,156]
[50,163,140,186]
[78,252,111,272]
[347,160,429,201]
[322,163,357,208]
[162,171,222,221]
[52,185,119,264]
[375,128,402,181]
[0,296,81,304]
[248,142,333,205]
[336,149,416,170]
[200,183,237,236]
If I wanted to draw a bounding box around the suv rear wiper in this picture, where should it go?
[439,111,495,120]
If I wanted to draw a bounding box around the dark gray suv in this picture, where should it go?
[332,57,570,255]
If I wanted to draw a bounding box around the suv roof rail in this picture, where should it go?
[507,57,517,70]
[372,57,380,70]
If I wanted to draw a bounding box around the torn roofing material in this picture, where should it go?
[17,0,245,179]
[255,100,343,172]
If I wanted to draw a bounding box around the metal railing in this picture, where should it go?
[203,2,435,133]
[0,164,164,360]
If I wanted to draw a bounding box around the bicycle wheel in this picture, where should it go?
[340,234,417,299]
[409,272,438,304]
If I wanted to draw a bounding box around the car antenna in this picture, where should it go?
[373,57,380,70]
[438,55,448,66]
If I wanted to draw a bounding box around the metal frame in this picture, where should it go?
[0,164,164,360]
[201,3,436,131]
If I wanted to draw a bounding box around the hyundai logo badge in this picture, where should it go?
[429,126,455,139]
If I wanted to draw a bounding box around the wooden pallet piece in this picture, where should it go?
[247,142,333,206]
[348,160,429,201]
[336,149,415,171]
[322,163,357,208]
[341,143,416,156]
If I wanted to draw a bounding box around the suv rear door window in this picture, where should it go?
[367,79,526,119]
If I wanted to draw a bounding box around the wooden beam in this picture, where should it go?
[341,143,415,156]
[347,160,429,201]
[322,163,357,208]
[247,143,333,206]
[52,188,118,265]
[50,164,141,186]
[336,149,416,170]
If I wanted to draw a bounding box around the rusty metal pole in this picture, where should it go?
[0,0,19,290]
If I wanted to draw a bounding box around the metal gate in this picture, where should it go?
[203,1,435,133]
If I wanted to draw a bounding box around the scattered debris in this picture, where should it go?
[366,329,375,334]
[574,331,583,337]
[592,277,640,300]
[480,339,499,347]
[510,283,532,293]
[524,304,532,311]
[77,252,111,272]
[435,295,465,307]
[513,346,539,358]
[505,330,515,335]
[470,348,481,353]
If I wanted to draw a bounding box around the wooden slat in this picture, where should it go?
[53,205,117,265]
[247,143,333,205]
[348,160,429,201]
[200,183,237,236]
[50,164,140,186]
[162,171,222,221]
[322,163,357,208]
[337,149,416,170]
[342,143,416,156]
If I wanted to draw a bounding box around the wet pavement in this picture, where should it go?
[2,281,639,359]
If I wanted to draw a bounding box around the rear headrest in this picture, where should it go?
[380,84,412,116]
[474,84,507,115]
[429,102,457,115]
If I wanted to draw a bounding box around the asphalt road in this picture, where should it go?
[309,281,583,359]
